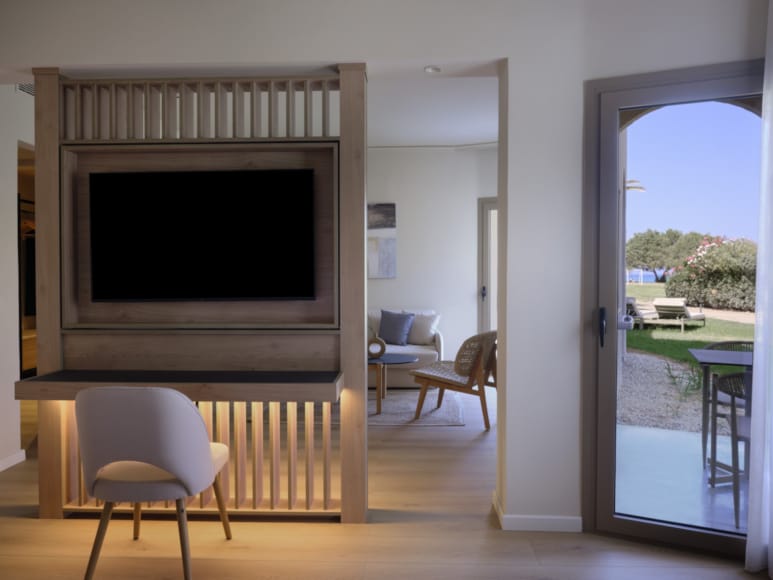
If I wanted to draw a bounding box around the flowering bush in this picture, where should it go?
[665,236,757,311]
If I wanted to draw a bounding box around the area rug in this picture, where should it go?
[367,388,465,426]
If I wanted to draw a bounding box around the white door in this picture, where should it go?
[478,197,497,332]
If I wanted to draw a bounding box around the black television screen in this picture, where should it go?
[89,169,315,301]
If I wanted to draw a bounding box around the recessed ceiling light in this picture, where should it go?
[423,65,442,75]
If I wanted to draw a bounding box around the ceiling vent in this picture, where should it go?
[16,83,35,96]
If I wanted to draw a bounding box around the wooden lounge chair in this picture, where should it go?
[643,297,706,332]
[411,331,497,430]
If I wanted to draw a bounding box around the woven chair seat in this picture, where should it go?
[411,361,470,388]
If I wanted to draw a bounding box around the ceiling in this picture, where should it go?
[366,61,499,147]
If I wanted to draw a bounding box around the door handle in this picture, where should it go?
[481,285,487,301]
[599,307,607,348]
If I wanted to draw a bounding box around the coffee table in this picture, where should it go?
[368,353,419,414]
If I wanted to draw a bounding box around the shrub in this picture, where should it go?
[666,236,757,311]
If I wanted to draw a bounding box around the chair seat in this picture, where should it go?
[411,361,470,388]
[92,442,229,502]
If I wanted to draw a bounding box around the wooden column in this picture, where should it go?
[33,68,65,518]
[337,63,368,523]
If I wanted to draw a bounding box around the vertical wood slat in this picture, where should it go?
[69,398,337,514]
[90,83,98,140]
[61,75,341,142]
[286,81,295,138]
[305,402,315,509]
[233,402,247,508]
[250,81,262,138]
[198,402,215,508]
[197,82,206,138]
[233,82,245,138]
[323,401,332,509]
[322,81,330,137]
[269,401,281,508]
[214,82,223,138]
[216,402,231,506]
[63,401,79,506]
[305,81,314,138]
[269,81,279,137]
[163,83,176,139]
[287,402,298,509]
[252,402,264,508]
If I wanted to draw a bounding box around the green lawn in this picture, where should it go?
[625,282,666,302]
[626,282,754,369]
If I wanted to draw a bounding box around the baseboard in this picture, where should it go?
[0,449,26,473]
[492,490,583,532]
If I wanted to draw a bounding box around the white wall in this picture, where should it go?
[0,85,33,470]
[0,0,766,529]
[367,146,497,356]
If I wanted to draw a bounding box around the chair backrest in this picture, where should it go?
[705,340,754,352]
[454,331,497,381]
[652,297,688,319]
[715,372,748,400]
[75,386,216,497]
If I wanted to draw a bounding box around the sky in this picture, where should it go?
[625,100,761,242]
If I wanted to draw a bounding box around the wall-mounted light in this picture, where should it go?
[423,65,442,75]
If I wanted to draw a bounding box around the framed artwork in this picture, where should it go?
[367,203,396,279]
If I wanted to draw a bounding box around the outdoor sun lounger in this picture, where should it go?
[644,297,707,332]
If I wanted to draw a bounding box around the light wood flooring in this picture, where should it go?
[0,391,764,579]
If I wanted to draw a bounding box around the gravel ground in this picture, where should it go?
[619,350,709,433]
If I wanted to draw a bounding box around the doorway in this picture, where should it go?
[17,142,37,454]
[478,196,498,333]
[584,61,763,554]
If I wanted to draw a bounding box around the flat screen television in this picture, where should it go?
[89,168,315,302]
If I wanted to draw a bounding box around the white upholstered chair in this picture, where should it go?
[75,386,232,580]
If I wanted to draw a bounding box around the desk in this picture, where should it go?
[688,348,753,465]
[368,354,418,414]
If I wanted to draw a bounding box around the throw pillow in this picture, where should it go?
[379,310,415,345]
[406,312,440,345]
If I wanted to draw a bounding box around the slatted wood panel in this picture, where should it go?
[60,78,341,143]
[68,400,339,516]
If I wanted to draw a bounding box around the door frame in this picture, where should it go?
[581,60,763,555]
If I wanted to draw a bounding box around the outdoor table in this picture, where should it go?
[687,348,753,467]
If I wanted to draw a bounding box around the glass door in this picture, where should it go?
[593,63,762,553]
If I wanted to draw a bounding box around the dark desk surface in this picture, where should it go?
[688,349,753,367]
[16,369,343,402]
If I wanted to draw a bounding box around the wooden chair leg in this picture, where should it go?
[132,502,141,540]
[212,475,232,540]
[414,384,430,420]
[436,388,445,409]
[84,501,114,580]
[479,386,491,431]
[175,498,192,580]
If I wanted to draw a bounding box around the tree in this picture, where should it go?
[626,229,675,282]
[626,229,708,283]
[666,237,757,310]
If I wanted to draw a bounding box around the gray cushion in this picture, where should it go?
[379,310,415,345]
